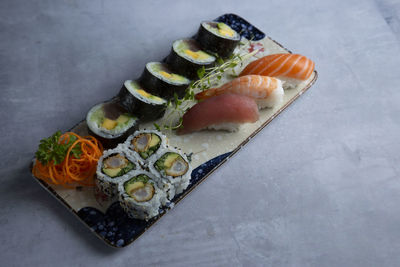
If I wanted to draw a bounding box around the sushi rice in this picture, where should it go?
[95,130,192,220]
[95,144,140,198]
[256,78,284,109]
[118,170,166,220]
[276,76,304,90]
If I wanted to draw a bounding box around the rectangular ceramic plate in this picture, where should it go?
[32,14,318,248]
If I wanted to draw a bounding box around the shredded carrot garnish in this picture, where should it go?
[32,132,103,188]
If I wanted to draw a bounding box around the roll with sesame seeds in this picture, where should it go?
[148,147,192,201]
[95,144,139,198]
[118,170,166,220]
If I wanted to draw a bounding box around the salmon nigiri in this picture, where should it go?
[239,53,315,89]
[178,94,259,135]
[195,75,283,109]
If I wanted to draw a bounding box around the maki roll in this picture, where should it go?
[118,80,167,122]
[118,171,166,220]
[95,145,138,198]
[125,130,168,163]
[86,100,139,149]
[149,148,192,200]
[139,62,191,100]
[196,21,240,58]
[166,39,216,79]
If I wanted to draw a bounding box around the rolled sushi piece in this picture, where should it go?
[139,62,191,100]
[118,170,166,220]
[125,129,168,163]
[165,39,216,79]
[118,80,167,122]
[149,147,192,200]
[86,100,139,149]
[196,21,240,58]
[95,145,139,198]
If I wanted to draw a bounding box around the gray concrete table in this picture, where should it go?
[1,0,400,266]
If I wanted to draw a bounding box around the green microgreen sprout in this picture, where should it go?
[155,38,260,131]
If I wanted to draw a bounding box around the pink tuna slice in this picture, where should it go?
[178,93,259,135]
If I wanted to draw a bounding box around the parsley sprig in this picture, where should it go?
[35,131,82,165]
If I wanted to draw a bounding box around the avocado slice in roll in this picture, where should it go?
[131,132,162,159]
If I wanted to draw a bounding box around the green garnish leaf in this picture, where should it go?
[153,123,161,131]
[174,92,179,105]
[229,62,237,68]
[186,152,193,163]
[69,135,82,159]
[197,66,205,79]
[35,131,82,165]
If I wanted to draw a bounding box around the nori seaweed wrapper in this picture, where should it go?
[139,64,190,101]
[86,101,139,149]
[196,21,240,59]
[165,40,215,80]
[88,123,138,149]
[118,83,167,122]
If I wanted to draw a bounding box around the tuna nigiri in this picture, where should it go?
[240,54,315,89]
[178,94,259,135]
[195,75,283,109]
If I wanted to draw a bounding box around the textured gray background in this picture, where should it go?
[1,0,400,266]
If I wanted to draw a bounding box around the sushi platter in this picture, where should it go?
[31,14,318,248]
